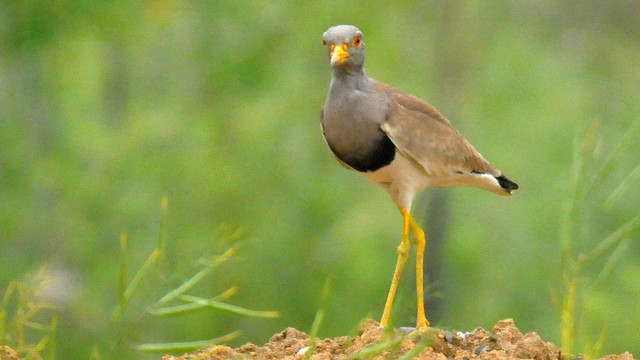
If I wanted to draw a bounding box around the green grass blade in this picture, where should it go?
[0,311,5,342]
[304,277,332,360]
[585,214,640,262]
[560,262,579,357]
[158,196,168,253]
[601,164,640,212]
[21,320,55,332]
[584,325,608,360]
[147,301,206,317]
[125,249,161,301]
[153,246,237,307]
[397,340,429,360]
[135,331,240,353]
[347,335,404,360]
[585,119,640,196]
[118,232,127,309]
[0,282,18,340]
[2,282,22,311]
[151,294,279,318]
[214,287,237,301]
[560,134,585,253]
[48,315,58,360]
[179,295,280,318]
[111,248,161,321]
[557,133,585,358]
[156,196,170,273]
[397,330,438,360]
[594,239,629,287]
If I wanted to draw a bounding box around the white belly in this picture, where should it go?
[362,153,432,210]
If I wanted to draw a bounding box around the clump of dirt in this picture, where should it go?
[161,318,636,360]
[0,346,23,360]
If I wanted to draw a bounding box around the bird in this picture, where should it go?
[320,25,518,329]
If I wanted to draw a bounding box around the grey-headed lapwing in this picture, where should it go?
[320,25,518,328]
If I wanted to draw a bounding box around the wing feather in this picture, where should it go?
[380,92,500,177]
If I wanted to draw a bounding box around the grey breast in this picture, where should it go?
[322,77,396,172]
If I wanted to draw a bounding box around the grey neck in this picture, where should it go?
[330,66,368,90]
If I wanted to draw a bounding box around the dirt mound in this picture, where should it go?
[161,319,636,360]
[0,346,22,360]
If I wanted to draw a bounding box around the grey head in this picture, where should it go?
[322,25,365,70]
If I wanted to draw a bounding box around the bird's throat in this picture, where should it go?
[331,65,366,85]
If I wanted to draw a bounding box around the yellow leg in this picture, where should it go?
[380,207,430,328]
[380,207,411,326]
[408,214,430,328]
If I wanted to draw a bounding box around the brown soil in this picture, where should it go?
[0,346,22,360]
[161,319,636,360]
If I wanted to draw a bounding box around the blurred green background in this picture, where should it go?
[2,1,639,359]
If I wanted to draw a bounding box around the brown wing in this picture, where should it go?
[380,91,500,177]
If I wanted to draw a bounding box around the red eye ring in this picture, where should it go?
[353,35,362,47]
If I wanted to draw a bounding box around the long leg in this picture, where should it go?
[408,212,429,328]
[380,207,411,326]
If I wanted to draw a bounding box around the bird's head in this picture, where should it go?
[322,25,365,69]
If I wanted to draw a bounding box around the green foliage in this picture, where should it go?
[303,277,332,360]
[345,326,437,360]
[95,197,278,358]
[558,121,640,358]
[0,281,58,360]
[1,1,640,359]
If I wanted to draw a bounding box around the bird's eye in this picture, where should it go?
[322,40,327,46]
[352,35,362,47]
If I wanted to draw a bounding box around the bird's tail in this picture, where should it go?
[495,174,519,195]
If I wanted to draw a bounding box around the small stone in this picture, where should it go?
[398,326,415,334]
[297,346,309,355]
[444,331,453,343]
[474,345,489,355]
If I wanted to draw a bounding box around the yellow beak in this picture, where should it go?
[330,44,350,66]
